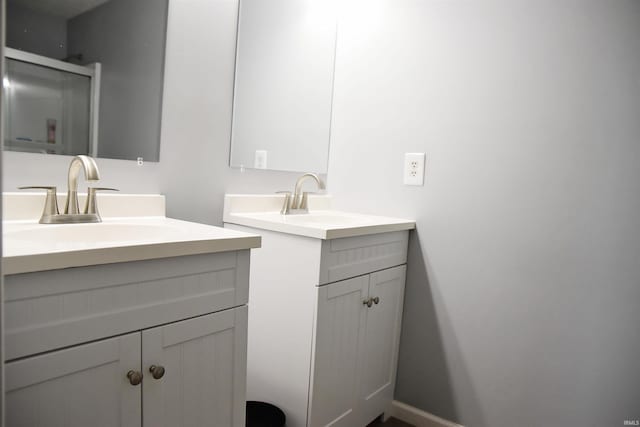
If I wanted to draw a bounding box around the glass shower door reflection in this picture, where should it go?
[4,58,92,155]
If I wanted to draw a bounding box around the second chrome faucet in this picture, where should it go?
[278,173,325,215]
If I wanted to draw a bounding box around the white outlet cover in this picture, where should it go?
[404,152,425,186]
[254,150,268,169]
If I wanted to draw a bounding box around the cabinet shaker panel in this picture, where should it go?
[6,332,141,427]
[309,275,369,427]
[142,307,248,427]
[360,266,406,423]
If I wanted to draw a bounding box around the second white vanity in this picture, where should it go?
[224,194,415,427]
[3,192,260,427]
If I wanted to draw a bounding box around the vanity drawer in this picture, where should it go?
[4,250,250,361]
[319,231,409,285]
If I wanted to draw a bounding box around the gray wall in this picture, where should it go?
[3,1,640,426]
[67,0,168,162]
[328,1,640,426]
[6,0,67,60]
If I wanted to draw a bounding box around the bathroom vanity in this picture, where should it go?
[223,194,415,427]
[3,192,260,427]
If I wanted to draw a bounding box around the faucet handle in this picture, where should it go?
[84,187,119,215]
[88,187,119,192]
[18,185,57,190]
[276,191,292,215]
[18,186,60,218]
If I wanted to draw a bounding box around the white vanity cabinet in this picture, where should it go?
[224,221,411,427]
[4,251,251,427]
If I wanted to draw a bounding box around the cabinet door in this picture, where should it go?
[360,265,406,424]
[142,307,248,427]
[309,275,369,427]
[5,332,141,427]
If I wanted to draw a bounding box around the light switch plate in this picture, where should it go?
[403,152,425,186]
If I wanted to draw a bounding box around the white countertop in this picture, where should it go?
[223,194,415,239]
[3,217,261,275]
[2,193,261,275]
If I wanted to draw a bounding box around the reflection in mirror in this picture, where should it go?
[4,52,93,155]
[230,0,337,173]
[4,0,168,161]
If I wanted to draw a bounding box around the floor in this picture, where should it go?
[367,416,415,427]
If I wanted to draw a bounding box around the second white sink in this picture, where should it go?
[283,213,370,226]
[224,194,415,239]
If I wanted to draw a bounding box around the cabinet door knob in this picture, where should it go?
[372,296,380,305]
[363,298,373,308]
[149,365,166,379]
[127,370,143,386]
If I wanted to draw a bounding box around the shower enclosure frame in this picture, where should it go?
[4,47,101,156]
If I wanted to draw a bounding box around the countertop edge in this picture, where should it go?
[224,215,416,240]
[3,235,262,275]
[324,222,416,239]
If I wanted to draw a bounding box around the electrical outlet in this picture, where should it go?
[403,153,425,186]
[254,150,267,169]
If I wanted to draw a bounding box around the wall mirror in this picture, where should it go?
[230,0,337,173]
[3,0,168,161]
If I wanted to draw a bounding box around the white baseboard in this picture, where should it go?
[389,400,464,427]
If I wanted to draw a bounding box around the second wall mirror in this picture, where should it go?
[230,0,337,173]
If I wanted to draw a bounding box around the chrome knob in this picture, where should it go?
[149,365,166,380]
[363,298,373,308]
[372,296,380,305]
[127,370,143,386]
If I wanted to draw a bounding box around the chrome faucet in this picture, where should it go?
[65,155,101,214]
[19,155,118,224]
[278,172,325,214]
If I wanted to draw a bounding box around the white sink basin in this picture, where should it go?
[2,193,261,275]
[4,223,184,245]
[223,195,415,239]
[282,213,370,226]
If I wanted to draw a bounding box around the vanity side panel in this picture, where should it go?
[224,223,322,427]
[319,231,408,284]
[235,249,251,307]
[4,251,249,361]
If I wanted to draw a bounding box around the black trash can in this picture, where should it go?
[246,401,286,427]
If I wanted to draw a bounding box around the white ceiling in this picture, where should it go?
[10,0,111,19]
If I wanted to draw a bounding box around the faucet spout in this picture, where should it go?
[291,173,325,211]
[65,155,101,214]
[293,173,325,197]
